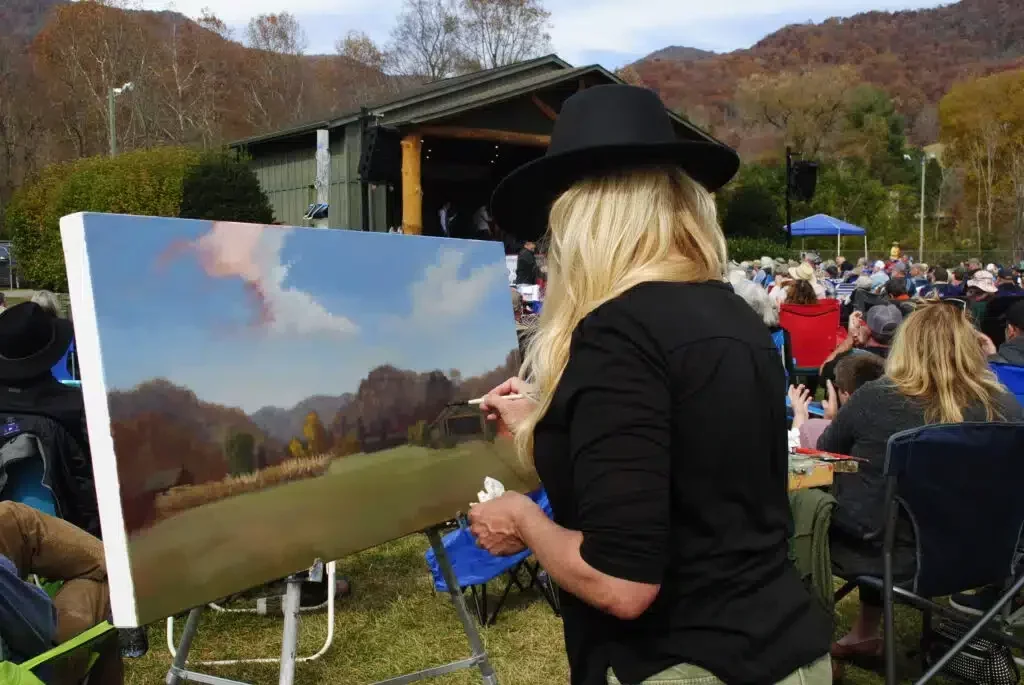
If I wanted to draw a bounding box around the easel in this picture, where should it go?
[165,526,498,685]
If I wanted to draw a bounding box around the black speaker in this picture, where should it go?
[790,161,819,202]
[358,125,402,183]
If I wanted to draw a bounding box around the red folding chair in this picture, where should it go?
[779,300,842,378]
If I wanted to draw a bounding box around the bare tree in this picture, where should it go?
[389,0,464,80]
[242,13,308,131]
[0,38,45,220]
[335,31,399,102]
[459,0,550,69]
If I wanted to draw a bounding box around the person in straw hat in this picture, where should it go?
[467,85,830,685]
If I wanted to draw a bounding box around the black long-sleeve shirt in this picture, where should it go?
[534,281,830,685]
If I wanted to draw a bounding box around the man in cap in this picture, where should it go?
[990,300,1024,366]
[996,268,1023,297]
[820,304,904,387]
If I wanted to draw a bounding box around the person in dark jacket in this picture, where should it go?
[990,300,1024,366]
[820,303,1023,676]
[0,304,87,450]
[472,86,830,685]
[514,241,540,286]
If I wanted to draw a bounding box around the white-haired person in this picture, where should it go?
[30,291,64,318]
[733,277,795,383]
[468,85,830,685]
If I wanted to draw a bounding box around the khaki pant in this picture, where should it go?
[608,655,831,685]
[0,501,122,685]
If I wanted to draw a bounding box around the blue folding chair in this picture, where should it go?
[425,489,559,625]
[992,363,1024,405]
[50,339,77,383]
[833,422,1024,685]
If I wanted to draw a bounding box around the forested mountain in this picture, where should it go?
[632,0,1024,148]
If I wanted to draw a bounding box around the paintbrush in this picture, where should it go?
[467,393,524,406]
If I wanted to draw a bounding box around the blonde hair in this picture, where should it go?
[515,166,727,463]
[886,302,1007,424]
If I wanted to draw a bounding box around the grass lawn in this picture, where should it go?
[121,535,953,685]
[126,440,536,625]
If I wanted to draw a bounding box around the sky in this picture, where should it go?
[134,0,949,68]
[83,215,516,413]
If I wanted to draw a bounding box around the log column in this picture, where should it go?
[401,134,423,235]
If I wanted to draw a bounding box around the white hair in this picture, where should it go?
[855,276,874,290]
[31,290,63,317]
[732,277,779,327]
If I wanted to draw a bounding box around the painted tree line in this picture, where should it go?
[0,0,551,227]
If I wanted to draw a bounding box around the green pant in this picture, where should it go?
[607,654,831,685]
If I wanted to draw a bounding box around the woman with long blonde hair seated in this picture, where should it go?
[467,85,831,685]
[821,302,1022,675]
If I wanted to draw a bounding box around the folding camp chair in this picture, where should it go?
[833,422,1024,685]
[424,489,560,625]
[0,621,116,685]
[779,300,841,379]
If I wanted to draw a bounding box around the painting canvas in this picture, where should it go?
[60,213,534,627]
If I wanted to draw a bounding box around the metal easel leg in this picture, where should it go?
[166,608,203,685]
[278,575,303,685]
[427,527,498,685]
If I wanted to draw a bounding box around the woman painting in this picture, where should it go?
[468,85,831,685]
[820,302,1022,677]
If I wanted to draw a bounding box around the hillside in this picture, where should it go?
[0,0,64,42]
[633,0,1024,147]
[252,394,354,442]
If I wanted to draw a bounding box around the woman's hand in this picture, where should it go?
[479,377,537,435]
[788,384,812,431]
[822,380,840,421]
[467,492,536,556]
[976,330,998,357]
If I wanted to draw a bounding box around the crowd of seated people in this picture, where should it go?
[731,254,1024,681]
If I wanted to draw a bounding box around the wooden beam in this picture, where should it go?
[400,134,422,235]
[530,94,558,121]
[417,126,550,148]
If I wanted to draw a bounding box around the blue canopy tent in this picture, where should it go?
[784,214,868,259]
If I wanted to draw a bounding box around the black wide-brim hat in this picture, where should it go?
[0,302,74,381]
[491,84,740,242]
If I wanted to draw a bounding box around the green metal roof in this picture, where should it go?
[231,54,572,147]
[230,53,726,149]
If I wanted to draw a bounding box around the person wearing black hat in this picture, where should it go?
[990,300,1024,366]
[467,85,830,685]
[0,303,87,449]
[996,267,1023,297]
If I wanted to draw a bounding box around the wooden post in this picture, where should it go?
[416,126,549,148]
[401,134,423,235]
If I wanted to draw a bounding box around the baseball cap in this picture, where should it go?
[1005,300,1024,329]
[866,304,903,342]
[997,267,1016,280]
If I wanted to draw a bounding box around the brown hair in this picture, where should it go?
[834,354,885,395]
[786,279,818,305]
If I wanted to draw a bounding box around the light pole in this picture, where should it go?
[918,152,935,263]
[108,82,134,157]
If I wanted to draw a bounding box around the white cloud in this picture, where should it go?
[406,247,508,329]
[184,221,359,337]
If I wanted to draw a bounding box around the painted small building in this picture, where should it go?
[232,55,723,238]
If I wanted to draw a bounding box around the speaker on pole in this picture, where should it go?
[790,161,819,202]
[358,125,402,184]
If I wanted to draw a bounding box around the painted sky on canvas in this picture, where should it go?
[84,215,516,413]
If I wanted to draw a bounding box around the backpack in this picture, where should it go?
[787,488,837,615]
[0,622,115,685]
[0,413,99,538]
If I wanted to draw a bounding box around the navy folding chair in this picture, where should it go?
[834,422,1024,685]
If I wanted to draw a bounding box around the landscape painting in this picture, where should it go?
[60,213,534,627]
